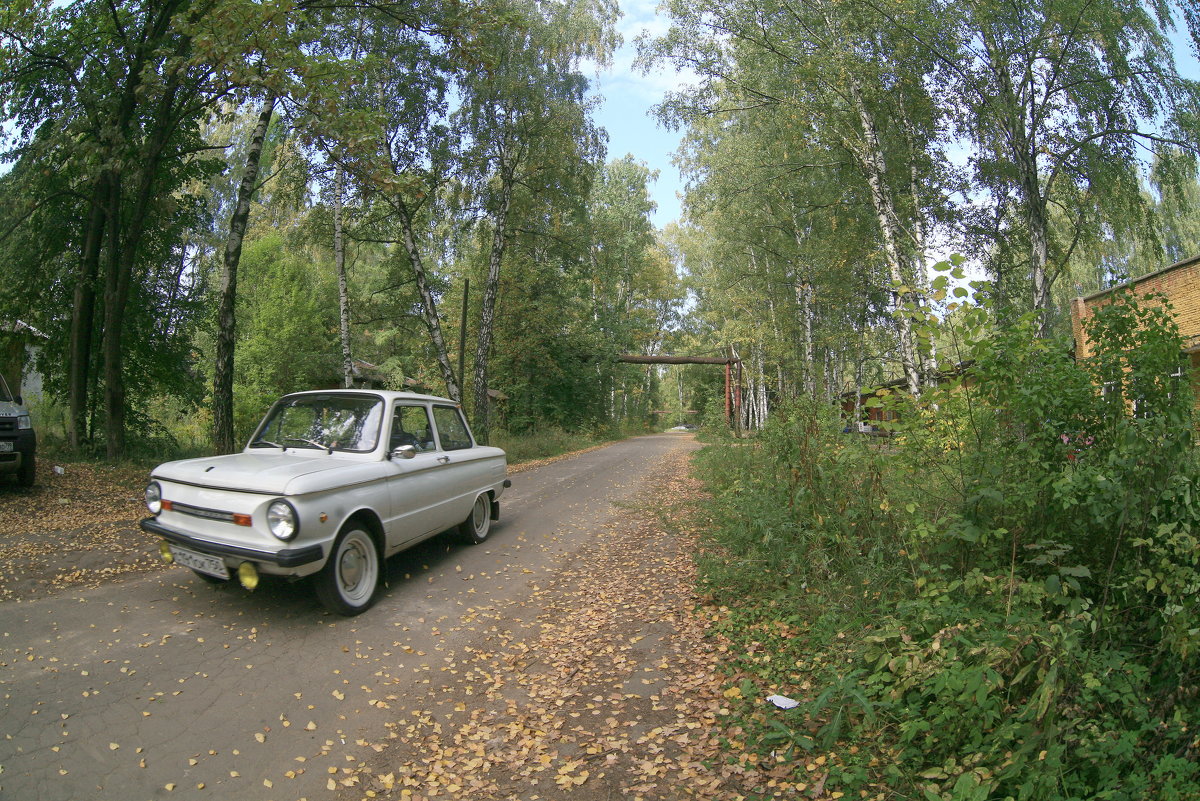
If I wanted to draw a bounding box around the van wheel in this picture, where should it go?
[458,494,491,545]
[315,526,381,615]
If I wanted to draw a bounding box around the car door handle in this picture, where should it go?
[437,455,451,464]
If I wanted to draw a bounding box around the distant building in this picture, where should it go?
[1070,254,1200,409]
[0,320,47,401]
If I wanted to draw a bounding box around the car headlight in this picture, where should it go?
[145,482,162,514]
[267,500,298,541]
[17,413,31,430]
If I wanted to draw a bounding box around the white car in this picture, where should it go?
[140,390,509,615]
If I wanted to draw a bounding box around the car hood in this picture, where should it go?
[151,451,382,495]
[0,400,27,417]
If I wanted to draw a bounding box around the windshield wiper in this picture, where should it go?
[249,438,283,449]
[283,437,333,454]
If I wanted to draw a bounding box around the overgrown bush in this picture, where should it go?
[694,283,1200,800]
[490,425,608,464]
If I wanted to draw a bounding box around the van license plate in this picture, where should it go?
[170,545,230,579]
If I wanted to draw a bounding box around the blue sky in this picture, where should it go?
[587,3,1200,232]
[586,0,693,230]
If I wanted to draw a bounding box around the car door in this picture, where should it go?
[427,404,490,531]
[382,403,452,551]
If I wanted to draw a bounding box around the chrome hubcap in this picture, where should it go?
[340,543,364,591]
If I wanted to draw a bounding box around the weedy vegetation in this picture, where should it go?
[693,275,1200,800]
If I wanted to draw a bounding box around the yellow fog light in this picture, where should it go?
[237,562,259,591]
[159,541,174,564]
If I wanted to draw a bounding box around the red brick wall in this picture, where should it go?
[1071,256,1200,360]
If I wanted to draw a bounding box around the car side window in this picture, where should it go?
[391,405,434,452]
[432,406,473,451]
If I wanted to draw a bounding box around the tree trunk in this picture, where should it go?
[786,210,817,396]
[101,176,128,460]
[899,106,939,385]
[471,168,513,445]
[334,166,354,389]
[214,96,275,454]
[1023,158,1052,336]
[394,197,461,402]
[848,78,921,399]
[69,177,107,450]
[102,51,188,459]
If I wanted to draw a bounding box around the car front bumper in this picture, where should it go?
[140,517,325,569]
[0,428,35,474]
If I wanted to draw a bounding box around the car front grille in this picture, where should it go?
[170,501,240,524]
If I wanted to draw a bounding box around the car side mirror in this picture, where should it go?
[390,444,417,460]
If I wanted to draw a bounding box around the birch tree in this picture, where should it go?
[214,95,275,454]
[642,0,949,396]
[916,0,1200,333]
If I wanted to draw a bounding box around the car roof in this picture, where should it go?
[280,389,458,406]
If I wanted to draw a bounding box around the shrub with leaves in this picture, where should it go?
[694,274,1200,800]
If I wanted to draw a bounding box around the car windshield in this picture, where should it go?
[0,374,13,403]
[251,395,384,453]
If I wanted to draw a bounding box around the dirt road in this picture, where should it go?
[0,434,785,801]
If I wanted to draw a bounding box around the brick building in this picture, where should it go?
[1070,254,1200,407]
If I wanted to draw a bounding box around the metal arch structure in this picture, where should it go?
[615,350,743,430]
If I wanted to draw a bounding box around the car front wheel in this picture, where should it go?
[458,494,492,545]
[316,526,381,615]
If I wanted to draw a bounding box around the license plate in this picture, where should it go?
[0,442,11,452]
[170,544,230,579]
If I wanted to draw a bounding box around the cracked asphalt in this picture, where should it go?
[0,433,704,801]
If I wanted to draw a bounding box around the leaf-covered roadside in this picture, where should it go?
[337,446,837,801]
[0,462,160,602]
[690,291,1200,800]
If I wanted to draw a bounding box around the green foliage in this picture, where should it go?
[232,233,339,441]
[490,426,607,465]
[693,283,1200,799]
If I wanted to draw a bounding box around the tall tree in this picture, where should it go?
[214,95,275,454]
[917,0,1200,332]
[1,0,315,455]
[642,0,950,397]
[457,0,614,441]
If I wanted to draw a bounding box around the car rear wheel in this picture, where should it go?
[315,526,381,616]
[458,494,491,545]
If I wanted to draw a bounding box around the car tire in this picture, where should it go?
[315,525,381,616]
[17,453,34,488]
[458,493,491,545]
[192,569,230,584]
